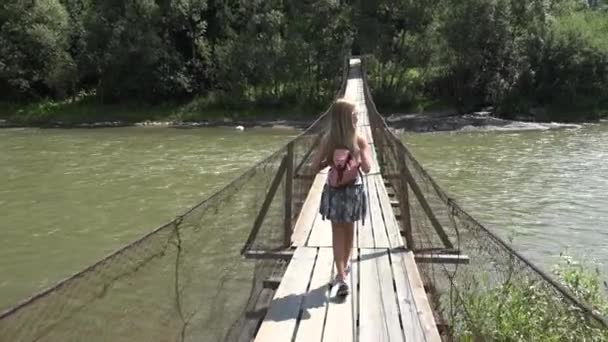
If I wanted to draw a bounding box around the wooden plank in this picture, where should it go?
[390,250,426,342]
[366,142,379,174]
[351,247,359,339]
[294,248,333,342]
[317,216,333,248]
[362,126,374,144]
[413,248,461,254]
[368,175,390,248]
[358,114,369,126]
[291,173,327,247]
[375,176,404,248]
[376,249,406,342]
[307,213,333,248]
[359,248,389,342]
[244,249,294,260]
[263,277,282,290]
[402,251,442,342]
[369,162,380,176]
[368,142,378,159]
[322,250,355,342]
[415,253,470,265]
[255,247,318,342]
[358,179,374,249]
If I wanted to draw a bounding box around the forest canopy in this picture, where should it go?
[1,0,606,121]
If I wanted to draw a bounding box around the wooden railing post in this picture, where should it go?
[284,142,294,247]
[377,128,386,172]
[397,147,414,249]
[241,158,288,255]
[398,145,453,249]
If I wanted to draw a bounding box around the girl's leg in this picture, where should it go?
[331,222,346,280]
[342,222,355,269]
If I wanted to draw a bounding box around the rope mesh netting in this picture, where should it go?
[3,55,607,341]
[361,58,608,341]
[0,59,348,342]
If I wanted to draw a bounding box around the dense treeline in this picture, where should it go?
[1,0,607,121]
[361,0,608,120]
[0,0,352,109]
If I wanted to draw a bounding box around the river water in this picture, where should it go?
[403,122,608,277]
[1,123,607,311]
[0,127,295,310]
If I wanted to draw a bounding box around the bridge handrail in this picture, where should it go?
[0,54,352,342]
[359,56,608,336]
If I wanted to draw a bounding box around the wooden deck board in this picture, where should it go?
[376,249,406,342]
[368,175,390,248]
[375,176,405,248]
[323,255,354,342]
[294,248,332,342]
[359,248,390,342]
[390,249,426,342]
[402,252,442,342]
[351,247,359,339]
[307,213,332,248]
[255,247,317,342]
[291,173,327,247]
[358,178,375,249]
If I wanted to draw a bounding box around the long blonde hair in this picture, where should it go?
[323,98,358,163]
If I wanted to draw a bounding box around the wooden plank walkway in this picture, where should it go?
[254,59,441,342]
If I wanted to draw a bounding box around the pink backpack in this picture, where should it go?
[328,149,360,188]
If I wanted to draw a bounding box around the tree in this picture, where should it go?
[0,0,75,100]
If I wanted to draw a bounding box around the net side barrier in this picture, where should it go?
[360,56,608,340]
[0,56,351,342]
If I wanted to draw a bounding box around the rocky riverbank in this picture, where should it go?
[386,110,583,132]
[1,111,588,132]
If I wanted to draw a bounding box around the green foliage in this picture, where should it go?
[530,11,608,120]
[0,0,351,108]
[359,0,608,121]
[0,0,76,99]
[1,0,607,122]
[553,254,608,315]
[454,255,608,341]
[0,0,352,107]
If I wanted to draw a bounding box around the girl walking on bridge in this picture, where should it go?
[312,98,372,297]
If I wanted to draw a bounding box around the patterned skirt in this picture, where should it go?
[319,183,367,224]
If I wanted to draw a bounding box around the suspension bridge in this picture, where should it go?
[0,57,606,342]
[251,59,443,342]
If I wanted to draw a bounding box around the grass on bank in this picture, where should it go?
[455,254,608,341]
[0,92,326,127]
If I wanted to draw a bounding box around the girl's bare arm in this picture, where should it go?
[358,135,372,174]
